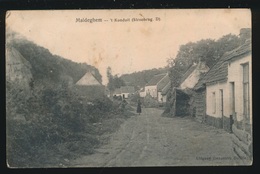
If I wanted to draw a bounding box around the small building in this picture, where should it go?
[75,71,105,99]
[145,73,170,102]
[120,86,135,99]
[171,61,209,117]
[113,86,135,99]
[76,71,102,86]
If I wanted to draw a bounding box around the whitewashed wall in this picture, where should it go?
[228,54,252,123]
[145,86,157,98]
[206,82,229,118]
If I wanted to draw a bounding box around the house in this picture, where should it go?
[144,73,170,102]
[171,61,210,117]
[75,71,105,98]
[120,86,135,99]
[76,71,102,86]
[202,39,252,160]
[113,86,135,99]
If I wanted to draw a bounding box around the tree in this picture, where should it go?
[107,67,125,91]
[168,33,241,87]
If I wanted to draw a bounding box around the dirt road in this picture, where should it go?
[71,108,245,167]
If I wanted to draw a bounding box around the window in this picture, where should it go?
[242,63,250,120]
[212,92,216,114]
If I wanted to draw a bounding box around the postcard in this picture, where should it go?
[6,9,252,168]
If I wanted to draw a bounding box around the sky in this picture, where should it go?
[6,9,251,84]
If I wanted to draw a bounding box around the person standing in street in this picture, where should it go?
[137,99,142,115]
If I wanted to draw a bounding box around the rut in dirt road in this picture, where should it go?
[72,108,243,167]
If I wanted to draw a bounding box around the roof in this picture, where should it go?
[120,86,135,93]
[194,39,251,89]
[146,73,167,86]
[161,82,171,95]
[76,72,102,86]
[114,86,135,94]
[178,64,197,86]
[114,88,122,94]
[157,74,170,91]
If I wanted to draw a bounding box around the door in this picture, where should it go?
[220,89,224,128]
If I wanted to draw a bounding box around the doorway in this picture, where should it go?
[219,89,224,128]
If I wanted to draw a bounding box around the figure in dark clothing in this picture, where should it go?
[137,99,142,115]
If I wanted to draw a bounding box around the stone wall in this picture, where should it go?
[193,90,206,122]
[231,114,252,162]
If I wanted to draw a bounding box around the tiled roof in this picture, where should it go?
[194,39,251,89]
[146,73,167,86]
[157,74,170,91]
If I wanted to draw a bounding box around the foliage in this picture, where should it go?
[106,66,126,91]
[120,67,168,88]
[8,31,102,84]
[167,34,244,87]
[6,31,129,167]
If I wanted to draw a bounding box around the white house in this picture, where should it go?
[113,86,135,99]
[204,38,252,160]
[144,73,170,102]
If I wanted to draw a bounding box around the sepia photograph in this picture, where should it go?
[6,9,252,168]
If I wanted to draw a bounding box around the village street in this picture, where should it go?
[71,107,245,167]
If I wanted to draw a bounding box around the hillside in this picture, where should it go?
[120,67,168,88]
[6,31,133,167]
[6,31,102,85]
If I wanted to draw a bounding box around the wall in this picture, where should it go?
[194,89,206,122]
[228,54,252,161]
[228,54,252,124]
[139,91,146,98]
[206,82,229,118]
[145,85,157,98]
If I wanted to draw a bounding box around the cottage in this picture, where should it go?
[203,38,252,159]
[226,39,252,160]
[144,73,170,102]
[75,71,105,98]
[113,86,135,99]
[171,61,209,117]
[120,86,135,99]
[76,71,102,86]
